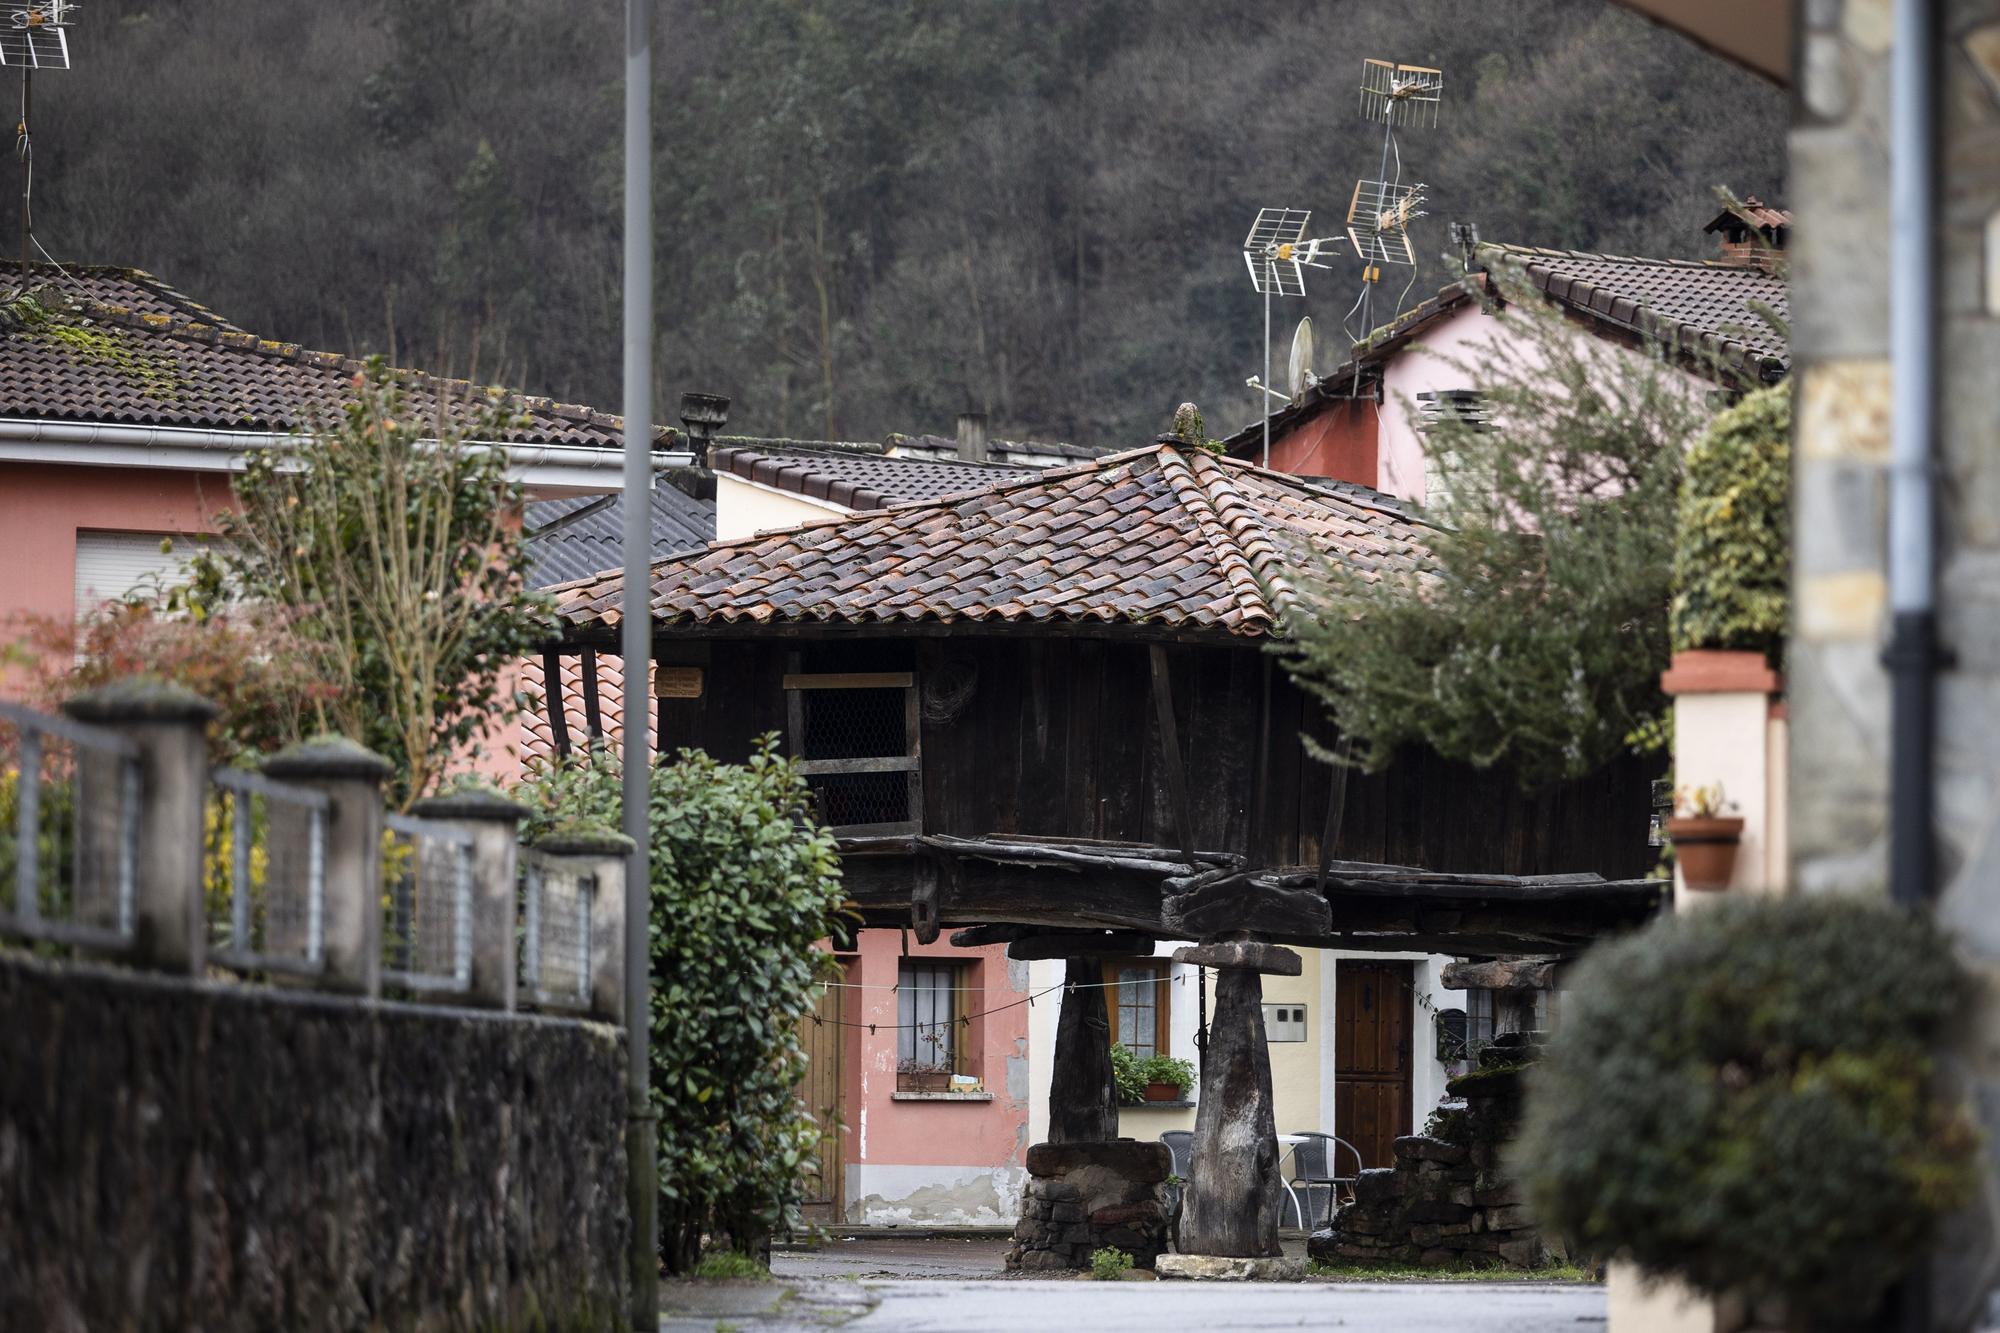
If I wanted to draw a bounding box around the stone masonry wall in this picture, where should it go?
[1789,1,2000,1322]
[1006,1140,1172,1271]
[0,950,629,1332]
[1310,1038,1543,1270]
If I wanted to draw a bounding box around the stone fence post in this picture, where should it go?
[62,679,217,975]
[409,788,535,1010]
[529,826,635,1024]
[264,737,391,997]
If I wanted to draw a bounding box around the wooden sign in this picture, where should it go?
[655,666,704,699]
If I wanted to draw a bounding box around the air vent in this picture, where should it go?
[1415,389,1490,433]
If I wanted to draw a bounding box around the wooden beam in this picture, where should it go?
[580,648,603,742]
[1006,931,1157,961]
[1148,644,1199,866]
[542,648,571,760]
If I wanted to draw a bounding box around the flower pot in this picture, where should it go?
[902,1069,950,1094]
[1669,815,1744,891]
[1143,1081,1186,1103]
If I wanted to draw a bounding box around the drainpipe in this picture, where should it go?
[1885,0,1939,916]
[621,0,659,1321]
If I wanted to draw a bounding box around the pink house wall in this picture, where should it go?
[833,929,1031,1224]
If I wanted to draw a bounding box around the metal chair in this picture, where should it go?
[1287,1131,1364,1228]
[1159,1130,1194,1218]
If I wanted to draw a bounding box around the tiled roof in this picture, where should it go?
[1703,196,1792,234]
[519,651,650,768]
[5,261,244,329]
[524,484,716,588]
[1483,243,1789,370]
[0,262,661,448]
[711,441,1029,509]
[886,432,1110,464]
[551,441,1435,640]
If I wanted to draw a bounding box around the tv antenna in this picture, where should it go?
[1345,59,1443,343]
[2,1,76,296]
[1241,207,1343,465]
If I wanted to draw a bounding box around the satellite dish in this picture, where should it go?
[1287,318,1316,398]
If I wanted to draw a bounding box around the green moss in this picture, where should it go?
[1443,1062,1527,1097]
[37,320,189,399]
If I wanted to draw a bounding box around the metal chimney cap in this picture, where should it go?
[678,391,731,431]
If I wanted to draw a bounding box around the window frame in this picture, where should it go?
[1106,958,1172,1061]
[783,671,923,836]
[896,959,967,1092]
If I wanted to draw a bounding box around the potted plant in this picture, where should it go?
[1666,783,1743,891]
[1139,1054,1196,1102]
[896,1058,950,1094]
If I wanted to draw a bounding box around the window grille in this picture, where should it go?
[1414,389,1490,433]
[897,960,962,1091]
[785,672,921,835]
[1113,963,1168,1059]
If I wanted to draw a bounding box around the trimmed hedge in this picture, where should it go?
[1516,896,1976,1318]
[1670,385,1791,658]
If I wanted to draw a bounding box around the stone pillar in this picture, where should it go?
[530,826,636,1024]
[263,737,392,997]
[410,788,534,1010]
[1165,939,1301,1272]
[62,679,217,974]
[1047,956,1118,1144]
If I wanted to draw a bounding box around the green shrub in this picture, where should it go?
[516,737,846,1274]
[1516,896,1977,1318]
[1670,385,1791,658]
[691,1250,769,1281]
[1110,1043,1147,1104]
[1138,1053,1195,1096]
[1089,1247,1134,1280]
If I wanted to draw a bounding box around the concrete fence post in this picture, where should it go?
[410,788,535,1010]
[530,826,636,1024]
[63,678,217,974]
[263,737,392,997]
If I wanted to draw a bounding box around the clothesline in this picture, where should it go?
[817,970,1196,994]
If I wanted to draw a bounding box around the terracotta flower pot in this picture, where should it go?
[1669,815,1745,891]
[1143,1081,1186,1103]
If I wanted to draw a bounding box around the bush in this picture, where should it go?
[1515,896,1977,1318]
[516,737,846,1273]
[1110,1043,1147,1105]
[1670,385,1791,658]
[1089,1247,1134,1281]
[1139,1053,1195,1096]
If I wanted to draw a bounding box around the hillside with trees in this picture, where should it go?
[36,0,1783,445]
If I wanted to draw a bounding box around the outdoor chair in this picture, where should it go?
[1287,1131,1364,1229]
[1159,1130,1194,1217]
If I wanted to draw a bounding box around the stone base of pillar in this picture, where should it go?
[1155,1254,1307,1281]
[1005,1141,1171,1272]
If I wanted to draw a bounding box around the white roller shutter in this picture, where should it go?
[72,530,201,614]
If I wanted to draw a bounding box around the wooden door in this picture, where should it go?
[1334,961,1414,1169]
[794,962,847,1222]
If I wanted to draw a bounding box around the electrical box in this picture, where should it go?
[1262,1003,1308,1042]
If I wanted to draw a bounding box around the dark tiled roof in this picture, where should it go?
[1703,197,1792,234]
[710,441,1029,509]
[524,484,716,587]
[886,432,1110,464]
[1484,243,1789,369]
[552,442,1435,640]
[4,261,244,329]
[0,264,661,448]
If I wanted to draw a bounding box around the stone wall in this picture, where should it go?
[1309,1037,1544,1270]
[1006,1140,1172,1271]
[0,950,629,1332]
[1787,1,2000,1322]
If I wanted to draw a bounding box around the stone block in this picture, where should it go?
[1090,1201,1165,1227]
[1038,1179,1079,1202]
[1485,1204,1535,1231]
[1352,1168,1402,1203]
[1473,1182,1522,1207]
[1155,1255,1306,1282]
[1437,1223,1473,1238]
[1418,1248,1459,1267]
[1048,1200,1085,1224]
[1410,1223,1441,1247]
[1405,1200,1472,1225]
[1025,1139,1171,1182]
[1495,1236,1545,1268]
[1012,1250,1073,1272]
[1169,940,1302,975]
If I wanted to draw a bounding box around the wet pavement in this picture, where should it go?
[657,1237,1608,1331]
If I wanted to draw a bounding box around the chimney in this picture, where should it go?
[1703,198,1789,268]
[679,391,731,466]
[955,412,989,464]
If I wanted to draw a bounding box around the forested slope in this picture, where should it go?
[36,0,1783,444]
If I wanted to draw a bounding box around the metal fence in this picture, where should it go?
[519,847,593,1012]
[381,812,476,994]
[206,766,330,978]
[0,699,140,952]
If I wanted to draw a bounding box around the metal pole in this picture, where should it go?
[18,68,29,285]
[621,0,659,1322]
[1262,286,1271,468]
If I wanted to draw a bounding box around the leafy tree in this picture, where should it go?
[1274,262,1715,789]
[183,359,551,806]
[1670,384,1791,660]
[515,738,847,1273]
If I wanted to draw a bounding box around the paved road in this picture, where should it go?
[662,1277,1606,1332]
